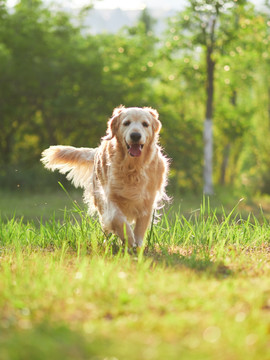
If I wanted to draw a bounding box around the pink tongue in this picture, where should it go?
[129,144,142,157]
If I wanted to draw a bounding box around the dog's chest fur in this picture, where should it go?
[112,164,150,201]
[109,167,154,220]
[94,140,163,220]
[110,163,154,216]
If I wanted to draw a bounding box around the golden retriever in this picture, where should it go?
[41,106,169,248]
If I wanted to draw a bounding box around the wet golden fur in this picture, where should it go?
[41,106,169,248]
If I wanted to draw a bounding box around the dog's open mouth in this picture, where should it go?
[126,143,144,157]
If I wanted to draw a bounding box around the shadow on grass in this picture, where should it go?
[84,240,233,279]
[144,248,233,279]
[0,322,111,360]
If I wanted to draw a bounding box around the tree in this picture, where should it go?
[167,0,247,194]
[213,3,260,187]
[138,7,157,34]
[0,0,104,165]
[0,1,159,170]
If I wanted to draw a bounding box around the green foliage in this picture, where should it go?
[164,0,270,193]
[0,1,270,194]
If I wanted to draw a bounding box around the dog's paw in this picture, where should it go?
[136,246,142,253]
[127,245,142,255]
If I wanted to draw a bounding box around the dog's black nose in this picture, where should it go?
[130,132,141,142]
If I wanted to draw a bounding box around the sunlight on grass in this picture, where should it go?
[0,199,270,359]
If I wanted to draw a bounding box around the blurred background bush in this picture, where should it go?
[0,0,270,197]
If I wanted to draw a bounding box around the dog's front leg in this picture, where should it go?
[134,212,152,248]
[103,204,136,248]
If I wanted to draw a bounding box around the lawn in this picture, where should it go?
[0,187,84,222]
[1,186,270,222]
[0,191,270,360]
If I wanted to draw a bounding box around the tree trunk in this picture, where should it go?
[219,91,236,185]
[203,46,215,195]
[203,118,213,194]
[268,86,270,128]
[230,145,241,186]
[219,143,231,185]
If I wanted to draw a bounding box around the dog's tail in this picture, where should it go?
[41,145,96,189]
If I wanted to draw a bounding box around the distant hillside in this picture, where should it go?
[60,1,265,35]
[79,8,178,35]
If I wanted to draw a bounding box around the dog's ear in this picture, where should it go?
[103,105,125,140]
[145,107,162,134]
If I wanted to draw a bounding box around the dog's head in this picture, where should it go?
[103,106,161,158]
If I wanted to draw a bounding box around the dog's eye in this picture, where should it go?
[123,121,130,126]
[142,122,149,128]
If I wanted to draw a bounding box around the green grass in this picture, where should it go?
[0,195,270,360]
[0,188,83,222]
[1,186,270,222]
